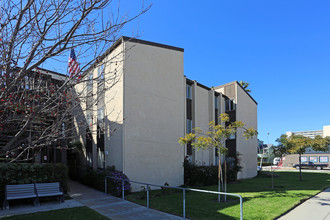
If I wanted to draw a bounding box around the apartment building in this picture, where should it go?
[286,126,330,139]
[75,37,258,189]
[282,126,330,167]
[0,67,68,163]
[215,82,258,179]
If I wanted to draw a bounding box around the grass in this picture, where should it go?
[126,171,330,220]
[1,207,110,220]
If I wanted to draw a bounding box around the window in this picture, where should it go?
[187,143,192,156]
[229,133,236,139]
[25,76,30,89]
[87,73,93,91]
[215,108,219,125]
[97,107,105,169]
[301,156,308,163]
[214,96,218,109]
[214,148,219,165]
[98,64,104,80]
[319,156,329,163]
[87,112,93,128]
[97,107,104,130]
[186,84,193,157]
[186,84,192,99]
[225,99,236,111]
[186,119,192,134]
[214,95,219,125]
[309,156,318,163]
[86,112,93,168]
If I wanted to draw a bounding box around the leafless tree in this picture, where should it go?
[0,0,150,162]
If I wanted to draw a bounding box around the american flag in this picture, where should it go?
[68,49,80,77]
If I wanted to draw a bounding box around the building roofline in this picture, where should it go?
[85,36,184,74]
[185,77,211,91]
[122,36,184,52]
[215,81,258,105]
[289,130,323,133]
[197,82,211,91]
[186,78,194,85]
[35,67,66,78]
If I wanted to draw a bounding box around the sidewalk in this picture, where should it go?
[278,188,330,220]
[68,180,182,220]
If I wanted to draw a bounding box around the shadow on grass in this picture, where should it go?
[126,171,330,220]
[215,171,330,193]
[126,187,249,219]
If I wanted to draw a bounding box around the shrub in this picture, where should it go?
[0,163,68,199]
[161,182,171,195]
[80,166,131,197]
[184,156,241,186]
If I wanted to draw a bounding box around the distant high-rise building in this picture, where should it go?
[286,125,330,138]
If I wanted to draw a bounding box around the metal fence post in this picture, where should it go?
[122,179,125,200]
[107,176,243,220]
[183,189,186,219]
[105,176,107,194]
[240,195,243,220]
[147,184,149,208]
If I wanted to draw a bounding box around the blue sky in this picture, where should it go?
[119,0,330,145]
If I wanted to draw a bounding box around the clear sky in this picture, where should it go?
[117,0,330,145]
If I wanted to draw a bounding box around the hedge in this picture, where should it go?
[257,162,272,166]
[0,163,68,200]
[184,157,241,186]
[79,166,131,197]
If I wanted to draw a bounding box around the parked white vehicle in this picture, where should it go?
[273,157,280,165]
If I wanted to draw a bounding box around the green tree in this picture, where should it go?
[239,81,251,93]
[179,113,257,202]
[277,134,329,181]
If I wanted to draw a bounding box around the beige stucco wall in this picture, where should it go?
[75,38,259,187]
[72,76,89,166]
[193,85,212,165]
[235,83,258,179]
[122,41,185,190]
[103,44,125,171]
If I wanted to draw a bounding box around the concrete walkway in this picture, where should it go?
[68,180,182,220]
[278,188,330,220]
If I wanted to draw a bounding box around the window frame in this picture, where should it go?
[319,156,329,163]
[186,84,192,99]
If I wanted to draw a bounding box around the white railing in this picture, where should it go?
[105,176,243,220]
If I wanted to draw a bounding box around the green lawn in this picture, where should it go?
[2,207,110,220]
[126,171,330,220]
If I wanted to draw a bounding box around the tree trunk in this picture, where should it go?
[218,150,222,202]
[224,157,227,202]
[299,153,302,181]
[271,164,274,188]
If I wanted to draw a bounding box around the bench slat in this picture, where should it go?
[7,194,37,200]
[37,192,63,197]
[6,184,36,201]
[35,182,63,198]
